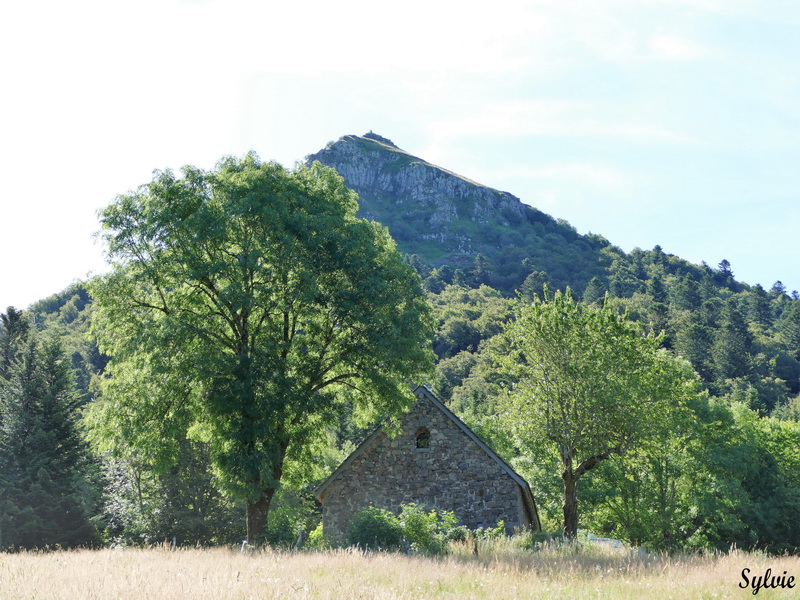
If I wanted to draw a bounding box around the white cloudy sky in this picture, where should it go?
[2,0,798,310]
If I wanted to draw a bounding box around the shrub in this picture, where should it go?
[473,519,506,541]
[346,507,404,550]
[346,504,471,555]
[399,503,467,555]
[304,523,331,550]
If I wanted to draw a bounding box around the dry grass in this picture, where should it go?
[0,542,798,599]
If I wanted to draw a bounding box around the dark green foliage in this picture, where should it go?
[346,506,405,550]
[471,254,492,286]
[263,486,318,547]
[99,442,243,547]
[346,504,467,554]
[779,302,800,361]
[749,284,774,327]
[582,276,606,305]
[518,270,549,302]
[671,274,702,311]
[397,503,465,555]
[0,307,29,379]
[0,332,98,550]
[712,300,754,388]
[674,310,715,381]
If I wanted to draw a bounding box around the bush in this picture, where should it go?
[346,504,472,555]
[304,523,331,550]
[473,519,506,541]
[347,507,404,550]
[263,487,318,548]
[399,503,467,555]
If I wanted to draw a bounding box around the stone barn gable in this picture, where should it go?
[314,385,541,542]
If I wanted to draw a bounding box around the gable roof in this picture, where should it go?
[313,384,540,530]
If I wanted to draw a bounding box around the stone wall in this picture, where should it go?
[318,396,530,542]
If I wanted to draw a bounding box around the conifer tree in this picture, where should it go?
[672,274,701,311]
[712,300,753,387]
[749,284,774,327]
[0,307,29,379]
[779,302,800,361]
[0,334,97,549]
[674,310,715,382]
[582,276,606,305]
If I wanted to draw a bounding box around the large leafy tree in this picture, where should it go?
[89,154,433,543]
[496,289,693,538]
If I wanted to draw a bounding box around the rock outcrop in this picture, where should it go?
[306,132,610,294]
[307,133,529,258]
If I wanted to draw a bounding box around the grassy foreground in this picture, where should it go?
[0,541,798,599]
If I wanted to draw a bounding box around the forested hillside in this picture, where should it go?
[2,135,799,552]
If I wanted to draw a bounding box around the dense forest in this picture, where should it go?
[2,242,798,552]
[420,248,800,551]
[1,139,799,552]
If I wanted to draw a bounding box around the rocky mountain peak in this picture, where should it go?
[305,133,607,295]
[306,133,530,258]
[362,131,399,148]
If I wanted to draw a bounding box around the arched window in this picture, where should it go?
[415,428,430,449]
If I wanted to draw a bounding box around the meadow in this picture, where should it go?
[1,541,798,599]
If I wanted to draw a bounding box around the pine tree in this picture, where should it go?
[582,276,606,305]
[674,311,714,381]
[519,271,549,302]
[0,307,29,379]
[749,284,774,327]
[711,300,754,387]
[779,302,800,361]
[672,275,702,311]
[0,335,97,549]
[471,254,492,286]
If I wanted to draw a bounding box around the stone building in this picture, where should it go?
[314,385,540,542]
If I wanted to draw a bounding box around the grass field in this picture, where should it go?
[1,541,798,599]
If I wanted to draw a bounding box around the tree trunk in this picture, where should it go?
[244,442,288,546]
[246,493,274,546]
[563,471,579,538]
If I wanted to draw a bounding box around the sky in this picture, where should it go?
[2,0,799,310]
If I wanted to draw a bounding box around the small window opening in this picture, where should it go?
[415,428,430,449]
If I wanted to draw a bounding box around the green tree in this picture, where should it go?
[0,334,97,549]
[779,302,800,361]
[428,284,512,359]
[674,310,715,381]
[89,154,433,544]
[581,276,606,305]
[495,289,689,538]
[0,307,29,379]
[712,300,753,387]
[748,284,774,327]
[518,271,549,302]
[471,253,492,286]
[99,440,243,546]
[671,274,701,311]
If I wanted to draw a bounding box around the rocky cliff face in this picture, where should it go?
[306,132,609,294]
[306,133,529,258]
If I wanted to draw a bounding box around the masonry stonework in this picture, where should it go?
[315,386,539,542]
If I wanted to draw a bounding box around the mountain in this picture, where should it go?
[307,132,613,294]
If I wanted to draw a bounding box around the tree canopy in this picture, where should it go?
[89,154,434,543]
[495,289,698,537]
